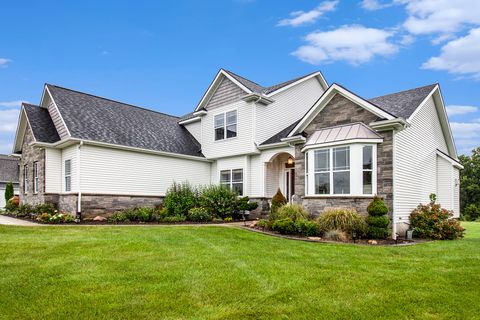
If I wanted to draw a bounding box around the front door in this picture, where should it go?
[284,168,295,203]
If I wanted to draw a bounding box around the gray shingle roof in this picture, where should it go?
[23,103,61,143]
[223,69,321,95]
[46,85,203,157]
[368,84,437,119]
[0,154,19,183]
[261,83,438,146]
[260,120,301,146]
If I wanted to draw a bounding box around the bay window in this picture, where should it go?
[306,144,376,196]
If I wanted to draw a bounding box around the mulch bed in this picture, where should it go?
[243,225,429,246]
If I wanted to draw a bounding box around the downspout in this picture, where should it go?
[76,141,83,221]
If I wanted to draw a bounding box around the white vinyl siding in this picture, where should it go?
[255,77,324,144]
[44,92,69,139]
[394,96,450,221]
[436,155,453,211]
[45,148,62,193]
[79,145,211,195]
[259,146,296,198]
[183,120,201,143]
[453,167,460,218]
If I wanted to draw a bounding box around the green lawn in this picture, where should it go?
[0,223,479,320]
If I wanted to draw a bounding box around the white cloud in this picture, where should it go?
[278,1,338,27]
[0,100,25,108]
[397,0,480,39]
[293,25,398,65]
[422,28,480,79]
[0,58,11,68]
[361,0,393,10]
[0,109,20,132]
[446,105,478,117]
[450,121,480,155]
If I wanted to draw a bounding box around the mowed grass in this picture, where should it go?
[0,223,479,320]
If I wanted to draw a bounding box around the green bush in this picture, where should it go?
[4,182,14,206]
[272,218,296,235]
[4,199,18,213]
[272,204,309,222]
[271,188,287,213]
[294,219,319,236]
[164,182,199,216]
[16,204,35,218]
[366,216,390,228]
[162,215,186,223]
[462,204,480,221]
[188,207,212,222]
[199,185,237,219]
[236,196,259,212]
[256,219,269,229]
[108,211,129,223]
[366,197,390,239]
[410,197,465,240]
[316,208,367,237]
[35,203,57,215]
[367,196,389,216]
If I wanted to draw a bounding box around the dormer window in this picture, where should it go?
[214,110,237,141]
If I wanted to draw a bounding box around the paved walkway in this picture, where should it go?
[0,215,39,226]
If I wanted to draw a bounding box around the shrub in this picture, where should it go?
[157,208,169,220]
[108,211,129,223]
[36,212,52,223]
[272,204,309,222]
[367,196,389,216]
[162,215,186,223]
[271,188,287,213]
[4,199,18,213]
[16,204,35,218]
[366,197,390,239]
[135,207,155,222]
[199,185,237,219]
[237,196,259,212]
[224,217,233,222]
[410,195,464,240]
[295,219,319,237]
[4,182,14,206]
[317,208,367,237]
[462,204,480,221]
[272,218,296,235]
[256,219,269,229]
[35,203,57,215]
[324,229,348,242]
[164,182,199,216]
[49,213,74,224]
[188,207,211,222]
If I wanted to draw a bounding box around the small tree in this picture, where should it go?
[4,182,14,206]
[366,196,390,239]
[270,188,287,214]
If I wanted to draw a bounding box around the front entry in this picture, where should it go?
[285,168,295,203]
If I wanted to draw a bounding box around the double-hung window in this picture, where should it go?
[214,110,237,140]
[362,146,373,194]
[33,161,39,194]
[64,159,72,192]
[333,147,350,194]
[23,164,28,193]
[314,149,330,194]
[220,169,243,195]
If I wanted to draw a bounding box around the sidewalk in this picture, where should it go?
[0,215,39,226]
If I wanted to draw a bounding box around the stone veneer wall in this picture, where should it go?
[294,94,394,217]
[19,127,46,206]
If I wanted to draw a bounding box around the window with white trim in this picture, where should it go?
[33,161,39,194]
[306,144,376,196]
[214,110,237,140]
[23,164,28,193]
[64,159,72,192]
[220,169,243,195]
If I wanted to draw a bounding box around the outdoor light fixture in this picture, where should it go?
[287,157,294,165]
[352,232,357,244]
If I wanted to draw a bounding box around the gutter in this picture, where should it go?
[369,118,409,131]
[32,138,213,163]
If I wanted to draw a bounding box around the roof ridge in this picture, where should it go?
[45,84,181,119]
[222,69,265,88]
[368,83,438,100]
[264,71,320,93]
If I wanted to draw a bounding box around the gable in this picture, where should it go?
[304,94,381,136]
[42,87,70,139]
[204,76,247,110]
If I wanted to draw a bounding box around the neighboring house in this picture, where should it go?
[12,69,462,235]
[0,154,20,208]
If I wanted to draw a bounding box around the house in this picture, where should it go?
[0,154,20,208]
[12,69,462,235]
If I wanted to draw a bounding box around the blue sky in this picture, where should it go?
[1,0,479,155]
